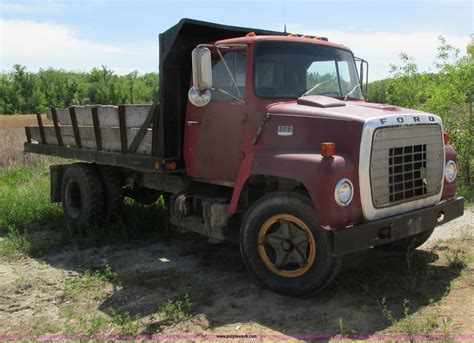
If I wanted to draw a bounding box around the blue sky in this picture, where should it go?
[1,0,473,80]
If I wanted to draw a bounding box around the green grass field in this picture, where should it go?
[0,163,170,260]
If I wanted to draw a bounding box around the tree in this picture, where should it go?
[386,37,473,186]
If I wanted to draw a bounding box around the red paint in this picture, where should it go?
[183,38,459,229]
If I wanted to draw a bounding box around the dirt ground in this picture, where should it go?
[0,208,472,340]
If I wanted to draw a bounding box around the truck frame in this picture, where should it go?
[24,18,464,296]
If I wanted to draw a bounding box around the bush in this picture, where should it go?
[386,37,473,187]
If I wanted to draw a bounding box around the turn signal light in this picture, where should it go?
[321,142,336,157]
[444,132,450,145]
[168,161,177,170]
[153,161,161,169]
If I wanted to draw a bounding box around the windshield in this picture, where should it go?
[254,41,363,100]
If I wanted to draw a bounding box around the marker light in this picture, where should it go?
[444,132,450,145]
[444,160,457,183]
[168,162,177,170]
[321,142,336,158]
[334,178,354,207]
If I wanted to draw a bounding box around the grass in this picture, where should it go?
[0,164,63,229]
[61,263,118,302]
[157,293,193,325]
[0,114,51,128]
[0,163,171,260]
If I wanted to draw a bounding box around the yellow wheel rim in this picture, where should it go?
[257,214,316,278]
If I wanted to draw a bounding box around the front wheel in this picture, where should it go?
[240,192,342,297]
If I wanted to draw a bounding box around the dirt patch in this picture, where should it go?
[0,210,472,340]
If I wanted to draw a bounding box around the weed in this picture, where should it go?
[110,309,141,335]
[337,318,345,335]
[442,317,453,341]
[61,263,117,301]
[86,315,106,335]
[0,226,31,260]
[158,293,193,325]
[12,274,32,293]
[446,248,467,270]
[399,299,418,335]
[380,297,397,325]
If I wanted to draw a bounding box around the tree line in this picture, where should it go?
[0,65,159,114]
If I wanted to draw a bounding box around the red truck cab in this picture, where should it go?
[178,21,463,294]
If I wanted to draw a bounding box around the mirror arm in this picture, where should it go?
[212,88,245,104]
[215,47,245,103]
[364,60,369,94]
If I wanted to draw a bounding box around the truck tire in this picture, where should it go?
[240,191,342,297]
[379,229,435,251]
[98,166,124,223]
[61,163,104,228]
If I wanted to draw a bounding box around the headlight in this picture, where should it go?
[444,160,457,183]
[334,178,354,207]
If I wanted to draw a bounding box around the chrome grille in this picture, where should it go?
[370,125,443,208]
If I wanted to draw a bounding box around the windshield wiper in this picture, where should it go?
[300,79,330,97]
[343,84,361,101]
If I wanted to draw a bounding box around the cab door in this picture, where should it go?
[184,49,248,183]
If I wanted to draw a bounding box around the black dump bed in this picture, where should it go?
[24,19,282,172]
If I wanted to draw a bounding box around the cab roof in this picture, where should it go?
[215,35,352,52]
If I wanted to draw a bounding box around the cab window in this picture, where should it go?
[211,51,246,101]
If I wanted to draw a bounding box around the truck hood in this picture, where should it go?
[266,95,427,122]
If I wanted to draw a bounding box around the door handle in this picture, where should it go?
[186,120,201,126]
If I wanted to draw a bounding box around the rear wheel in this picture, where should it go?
[240,192,342,297]
[98,166,124,223]
[61,163,104,228]
[379,229,435,251]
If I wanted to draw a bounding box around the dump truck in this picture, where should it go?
[24,19,464,296]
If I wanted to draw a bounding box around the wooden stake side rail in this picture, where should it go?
[25,104,182,172]
[28,105,158,155]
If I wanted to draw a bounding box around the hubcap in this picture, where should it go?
[257,214,316,278]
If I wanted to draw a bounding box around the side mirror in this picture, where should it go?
[189,47,212,106]
[355,57,369,96]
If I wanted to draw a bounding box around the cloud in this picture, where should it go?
[1,1,65,14]
[1,20,158,74]
[295,28,471,80]
[1,19,471,80]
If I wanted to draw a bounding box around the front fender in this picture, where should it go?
[229,150,364,228]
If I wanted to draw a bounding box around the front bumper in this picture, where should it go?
[333,197,464,256]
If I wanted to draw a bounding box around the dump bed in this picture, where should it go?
[24,18,282,172]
